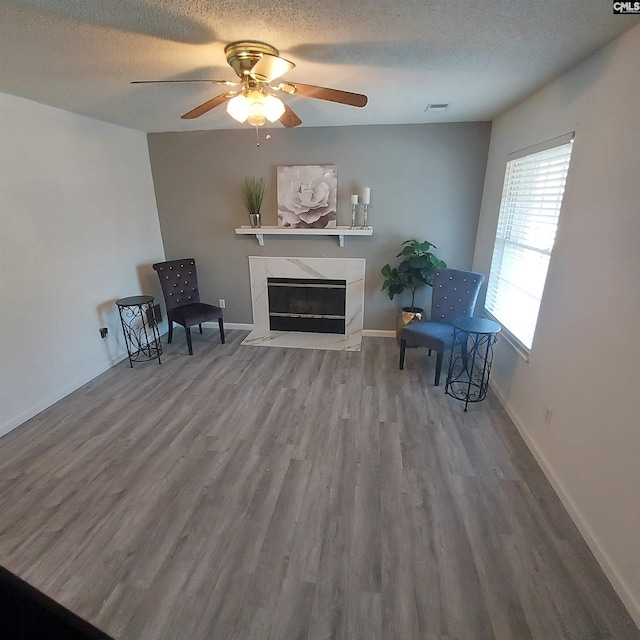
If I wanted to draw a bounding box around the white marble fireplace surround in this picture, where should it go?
[242,256,366,351]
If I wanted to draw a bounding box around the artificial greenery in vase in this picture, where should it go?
[242,177,266,214]
[381,239,447,311]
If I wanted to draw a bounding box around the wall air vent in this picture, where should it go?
[425,103,450,112]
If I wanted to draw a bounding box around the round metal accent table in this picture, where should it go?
[115,295,162,367]
[445,316,500,411]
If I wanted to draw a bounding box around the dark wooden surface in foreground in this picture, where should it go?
[0,331,637,639]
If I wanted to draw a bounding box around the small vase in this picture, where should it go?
[249,213,261,228]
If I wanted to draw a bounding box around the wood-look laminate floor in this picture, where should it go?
[0,331,637,640]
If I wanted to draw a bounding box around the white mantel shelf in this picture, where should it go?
[235,225,374,247]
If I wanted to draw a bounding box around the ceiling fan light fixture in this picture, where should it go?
[226,93,250,122]
[263,94,285,122]
[247,102,267,127]
[229,90,285,127]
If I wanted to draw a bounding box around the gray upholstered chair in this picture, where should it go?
[152,258,224,355]
[399,268,485,385]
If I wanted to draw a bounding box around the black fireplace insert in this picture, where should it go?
[267,277,346,334]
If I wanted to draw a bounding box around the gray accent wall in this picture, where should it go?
[147,123,491,330]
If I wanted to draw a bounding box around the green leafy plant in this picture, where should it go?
[242,177,266,214]
[381,239,447,310]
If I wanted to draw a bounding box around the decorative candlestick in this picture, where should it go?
[350,194,358,229]
[361,187,371,228]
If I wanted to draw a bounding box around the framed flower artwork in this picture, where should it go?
[277,165,337,228]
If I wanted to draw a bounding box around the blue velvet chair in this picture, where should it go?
[153,258,224,355]
[399,268,485,385]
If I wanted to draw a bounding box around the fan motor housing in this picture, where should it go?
[225,41,280,78]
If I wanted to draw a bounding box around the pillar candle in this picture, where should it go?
[362,187,371,205]
[351,194,358,205]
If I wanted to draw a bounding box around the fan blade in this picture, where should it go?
[181,92,234,119]
[279,103,302,128]
[250,54,295,83]
[132,79,238,86]
[278,82,367,107]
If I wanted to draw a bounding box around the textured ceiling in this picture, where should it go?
[0,0,638,132]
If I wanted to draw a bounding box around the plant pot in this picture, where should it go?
[396,306,423,343]
[249,213,261,228]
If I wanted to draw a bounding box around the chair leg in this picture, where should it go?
[218,318,225,344]
[199,323,203,334]
[399,339,406,369]
[435,351,443,386]
[185,327,193,355]
[167,321,173,344]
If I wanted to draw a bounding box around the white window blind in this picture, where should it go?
[485,134,574,350]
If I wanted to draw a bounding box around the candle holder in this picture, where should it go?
[362,203,369,228]
[351,203,358,229]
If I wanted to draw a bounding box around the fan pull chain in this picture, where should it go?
[255,126,272,147]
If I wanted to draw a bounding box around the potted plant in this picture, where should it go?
[242,177,266,228]
[381,239,447,330]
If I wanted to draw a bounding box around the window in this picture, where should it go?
[485,133,574,351]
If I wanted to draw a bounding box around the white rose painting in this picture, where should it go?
[277,165,337,228]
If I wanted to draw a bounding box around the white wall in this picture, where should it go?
[473,25,640,625]
[0,92,165,437]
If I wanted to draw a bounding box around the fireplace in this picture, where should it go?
[243,256,365,351]
[268,277,346,334]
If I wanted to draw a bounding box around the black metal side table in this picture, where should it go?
[115,295,162,367]
[445,316,500,411]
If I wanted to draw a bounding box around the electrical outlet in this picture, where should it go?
[218,299,226,309]
[99,327,108,339]
[544,406,553,425]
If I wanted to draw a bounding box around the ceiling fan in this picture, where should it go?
[132,40,368,128]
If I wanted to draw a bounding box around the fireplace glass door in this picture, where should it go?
[267,278,346,334]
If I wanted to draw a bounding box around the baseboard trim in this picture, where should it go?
[489,381,640,628]
[200,321,253,331]
[363,329,396,338]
